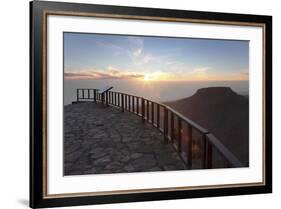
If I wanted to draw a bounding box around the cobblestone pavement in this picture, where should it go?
[64,102,187,175]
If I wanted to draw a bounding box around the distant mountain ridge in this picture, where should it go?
[165,87,249,165]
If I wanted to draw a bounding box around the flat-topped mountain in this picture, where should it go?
[165,87,249,165]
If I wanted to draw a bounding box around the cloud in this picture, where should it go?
[65,68,144,80]
[132,47,143,58]
[92,36,160,66]
[127,37,144,62]
[127,37,159,65]
[127,37,144,53]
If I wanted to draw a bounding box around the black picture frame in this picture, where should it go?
[30,1,272,208]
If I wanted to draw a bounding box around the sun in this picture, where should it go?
[142,72,170,82]
[143,74,154,81]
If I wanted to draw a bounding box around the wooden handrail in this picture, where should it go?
[206,133,243,168]
[164,105,209,134]
[74,88,243,169]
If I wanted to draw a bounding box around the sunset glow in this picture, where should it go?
[64,33,249,82]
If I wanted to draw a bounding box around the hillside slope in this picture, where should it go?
[165,87,249,165]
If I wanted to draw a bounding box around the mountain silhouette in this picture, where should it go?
[165,87,249,166]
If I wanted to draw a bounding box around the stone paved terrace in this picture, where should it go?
[64,102,187,175]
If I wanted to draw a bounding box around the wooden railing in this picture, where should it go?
[75,88,243,169]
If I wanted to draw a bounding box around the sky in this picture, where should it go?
[64,32,249,82]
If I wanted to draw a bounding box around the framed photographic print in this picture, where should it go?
[30,0,272,208]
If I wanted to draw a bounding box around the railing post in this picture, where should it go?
[187,125,193,168]
[202,134,207,168]
[119,93,121,107]
[106,92,109,106]
[126,95,128,111]
[146,101,150,122]
[93,89,96,102]
[151,102,154,125]
[82,89,84,99]
[137,98,139,115]
[157,104,160,128]
[164,107,168,143]
[170,113,174,143]
[77,89,79,101]
[141,98,145,123]
[206,139,213,169]
[177,117,182,153]
[132,96,135,113]
[128,95,131,112]
[121,94,124,112]
[108,92,110,104]
[87,89,90,99]
[124,94,127,110]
